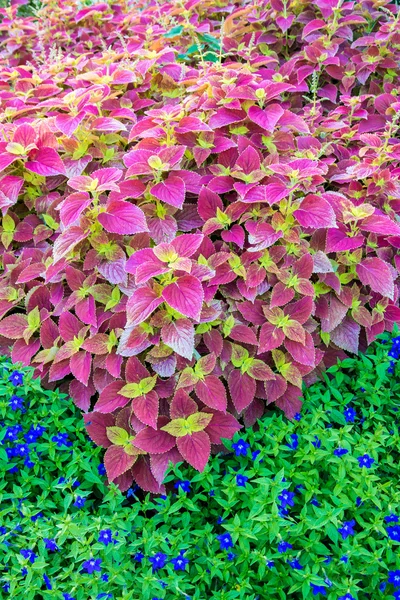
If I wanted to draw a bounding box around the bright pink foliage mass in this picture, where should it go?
[1,0,400,492]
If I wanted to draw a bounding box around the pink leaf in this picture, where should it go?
[331,317,361,354]
[84,412,115,447]
[248,104,284,132]
[55,112,85,137]
[104,445,136,482]
[161,318,194,360]
[198,187,223,220]
[259,323,285,353]
[92,117,127,132]
[133,425,176,454]
[228,370,256,413]
[59,192,91,227]
[195,375,227,412]
[170,389,198,419]
[94,380,129,413]
[131,391,159,429]
[69,379,94,412]
[177,431,210,472]
[285,331,315,366]
[151,175,186,209]
[70,350,91,386]
[360,214,400,236]
[53,226,87,262]
[126,287,163,326]
[131,457,165,494]
[25,148,66,176]
[356,257,394,300]
[0,314,27,339]
[294,195,337,229]
[203,409,242,444]
[98,199,148,235]
[172,233,204,257]
[162,275,203,320]
[150,448,183,484]
[276,385,303,420]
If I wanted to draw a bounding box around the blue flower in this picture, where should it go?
[385,514,399,523]
[24,457,35,469]
[101,574,109,582]
[232,439,250,456]
[338,595,355,600]
[63,595,76,600]
[9,371,24,386]
[174,480,190,493]
[334,447,348,457]
[149,553,167,571]
[324,556,332,564]
[21,567,28,576]
[311,584,327,596]
[236,474,248,487]
[98,464,106,476]
[3,583,10,593]
[278,541,292,553]
[15,444,29,457]
[338,520,356,540]
[294,413,302,421]
[310,497,320,507]
[387,525,400,541]
[20,549,37,564]
[266,560,275,568]
[227,552,236,561]
[288,559,302,569]
[340,555,349,563]
[97,595,112,600]
[286,434,298,450]
[217,533,233,550]
[209,490,215,496]
[388,570,400,586]
[171,553,189,571]
[5,425,21,441]
[44,538,58,552]
[24,425,45,443]
[343,406,356,422]
[133,552,144,562]
[31,512,43,522]
[52,433,72,448]
[73,480,80,488]
[358,454,375,468]
[9,395,24,410]
[379,582,387,592]
[278,490,295,508]
[312,436,321,448]
[82,558,102,574]
[356,497,363,507]
[43,574,52,590]
[74,496,86,508]
[98,529,113,546]
[393,591,400,600]
[252,450,261,461]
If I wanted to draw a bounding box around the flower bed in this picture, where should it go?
[1,331,399,599]
[1,0,400,488]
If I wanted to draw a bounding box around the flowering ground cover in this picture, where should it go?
[1,0,400,487]
[0,332,400,599]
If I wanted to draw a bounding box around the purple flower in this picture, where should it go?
[232,439,250,456]
[311,584,327,596]
[98,529,113,546]
[217,533,233,550]
[338,520,356,540]
[149,553,167,571]
[43,574,52,590]
[278,490,295,508]
[82,558,102,574]
[9,371,24,386]
[236,474,248,487]
[358,454,375,468]
[171,553,189,571]
[278,541,292,553]
[174,480,190,493]
[44,538,58,552]
[387,525,400,541]
[9,395,24,410]
[74,496,86,508]
[334,447,348,457]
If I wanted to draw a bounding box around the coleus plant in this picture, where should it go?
[1,0,400,491]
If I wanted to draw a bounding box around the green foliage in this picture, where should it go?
[1,334,400,599]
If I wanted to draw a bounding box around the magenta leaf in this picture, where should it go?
[162,275,204,320]
[177,431,210,472]
[151,175,186,209]
[94,381,129,413]
[228,370,256,413]
[131,390,159,429]
[84,412,115,447]
[356,257,394,300]
[25,148,66,176]
[133,426,176,454]
[294,195,337,229]
[126,287,163,326]
[98,199,148,235]
[195,375,227,412]
[104,445,136,482]
[203,409,241,444]
[161,318,194,359]
[331,317,361,354]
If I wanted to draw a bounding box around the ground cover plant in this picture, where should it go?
[1,0,400,489]
[1,333,400,599]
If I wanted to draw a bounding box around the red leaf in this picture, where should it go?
[126,287,163,326]
[150,448,183,484]
[161,318,194,360]
[131,390,159,429]
[285,331,315,366]
[259,323,285,353]
[131,457,165,494]
[177,431,210,472]
[276,385,303,420]
[70,350,91,386]
[0,314,27,339]
[170,389,198,419]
